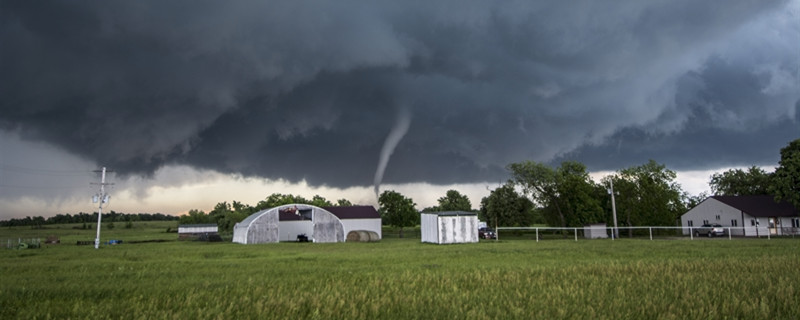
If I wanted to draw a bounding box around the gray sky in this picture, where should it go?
[1,1,798,218]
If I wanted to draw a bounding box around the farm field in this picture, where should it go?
[1,224,799,319]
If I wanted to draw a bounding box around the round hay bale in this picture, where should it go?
[357,231,371,242]
[367,231,381,242]
[346,230,380,242]
[346,231,362,242]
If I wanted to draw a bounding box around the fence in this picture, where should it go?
[4,238,42,249]
[495,226,799,242]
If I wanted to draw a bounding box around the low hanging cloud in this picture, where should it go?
[1,0,798,191]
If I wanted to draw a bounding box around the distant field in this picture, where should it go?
[1,223,798,319]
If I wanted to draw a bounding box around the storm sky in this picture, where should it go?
[1,1,798,218]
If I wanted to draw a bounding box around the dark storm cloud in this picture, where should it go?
[1,0,798,188]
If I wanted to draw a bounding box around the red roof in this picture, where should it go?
[322,206,380,219]
[711,195,799,217]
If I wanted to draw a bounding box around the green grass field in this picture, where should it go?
[1,223,799,319]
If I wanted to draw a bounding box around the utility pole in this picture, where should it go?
[609,179,619,239]
[92,167,113,249]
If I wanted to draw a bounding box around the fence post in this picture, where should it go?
[574,228,577,242]
[649,227,652,240]
[690,227,693,240]
[728,228,731,240]
[536,228,539,243]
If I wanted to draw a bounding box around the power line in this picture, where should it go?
[0,184,88,190]
[91,167,114,249]
[0,164,92,177]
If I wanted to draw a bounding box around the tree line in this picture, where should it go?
[179,193,356,232]
[708,139,800,206]
[7,139,797,236]
[378,139,800,237]
[0,212,178,228]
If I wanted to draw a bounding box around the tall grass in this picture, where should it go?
[1,225,798,319]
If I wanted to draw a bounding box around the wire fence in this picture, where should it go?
[495,226,800,242]
[4,238,42,249]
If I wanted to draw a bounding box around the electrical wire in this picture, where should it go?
[0,163,95,177]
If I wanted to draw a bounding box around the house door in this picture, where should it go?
[768,217,778,235]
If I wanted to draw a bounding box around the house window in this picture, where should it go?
[703,219,709,225]
[751,219,756,226]
[731,220,738,227]
[792,218,800,228]
[715,215,720,220]
[687,220,693,227]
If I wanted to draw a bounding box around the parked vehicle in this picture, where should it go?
[478,227,496,239]
[695,224,725,237]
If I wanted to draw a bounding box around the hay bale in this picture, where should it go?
[346,231,362,242]
[346,230,380,242]
[367,231,381,242]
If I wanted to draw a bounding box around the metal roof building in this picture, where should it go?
[233,204,381,244]
[681,195,800,237]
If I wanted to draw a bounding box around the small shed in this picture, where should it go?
[421,211,479,244]
[583,223,608,239]
[178,224,219,240]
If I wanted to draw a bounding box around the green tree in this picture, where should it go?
[420,206,440,213]
[770,139,800,208]
[255,193,308,210]
[479,184,534,228]
[604,160,684,237]
[709,166,772,196]
[335,198,353,206]
[508,160,603,228]
[437,190,472,211]
[309,195,333,207]
[231,201,254,215]
[179,209,210,224]
[682,191,709,210]
[378,190,418,238]
[31,216,45,229]
[208,202,234,231]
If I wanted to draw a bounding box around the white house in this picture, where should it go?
[421,211,479,244]
[681,195,800,237]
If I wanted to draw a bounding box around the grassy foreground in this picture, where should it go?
[1,225,799,319]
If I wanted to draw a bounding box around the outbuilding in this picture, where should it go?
[583,223,609,239]
[680,195,800,237]
[178,224,219,240]
[232,204,381,244]
[421,211,479,244]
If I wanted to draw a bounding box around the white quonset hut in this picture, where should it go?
[681,195,800,237]
[232,204,381,244]
[421,211,479,244]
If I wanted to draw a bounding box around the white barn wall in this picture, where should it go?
[178,225,218,234]
[438,215,478,244]
[421,214,439,243]
[681,198,745,236]
[342,219,382,240]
